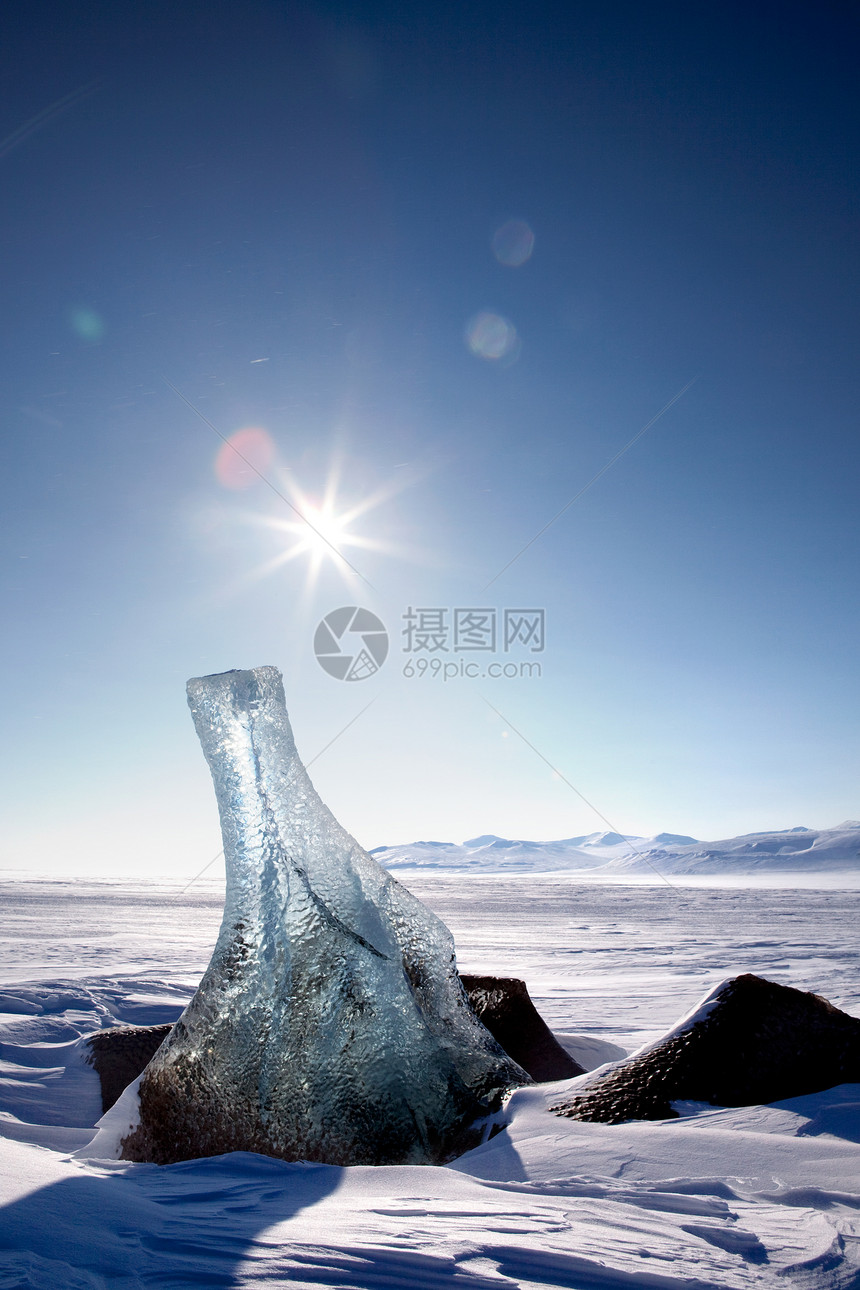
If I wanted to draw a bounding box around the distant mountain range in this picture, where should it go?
[371,821,860,876]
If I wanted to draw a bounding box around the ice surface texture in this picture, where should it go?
[121,666,526,1166]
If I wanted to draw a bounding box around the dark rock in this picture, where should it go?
[552,974,860,1124]
[87,975,860,1127]
[460,975,585,1082]
[84,975,578,1115]
[84,1024,173,1114]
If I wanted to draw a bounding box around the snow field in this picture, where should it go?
[1,875,859,1288]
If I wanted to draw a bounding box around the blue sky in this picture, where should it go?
[1,0,858,878]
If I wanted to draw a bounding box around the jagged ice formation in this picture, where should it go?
[120,666,527,1166]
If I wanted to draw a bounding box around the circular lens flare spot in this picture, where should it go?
[69,307,105,342]
[214,427,275,490]
[492,219,535,267]
[465,311,519,362]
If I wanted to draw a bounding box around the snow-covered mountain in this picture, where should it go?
[372,821,860,876]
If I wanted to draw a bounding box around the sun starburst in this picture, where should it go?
[245,453,426,595]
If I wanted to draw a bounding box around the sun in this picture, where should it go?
[297,502,351,559]
[208,445,430,604]
[258,492,366,589]
[245,456,403,593]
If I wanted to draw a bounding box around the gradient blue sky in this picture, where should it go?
[2,0,858,878]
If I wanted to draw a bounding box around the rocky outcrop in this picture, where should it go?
[84,1024,173,1113]
[85,974,577,1115]
[88,973,860,1134]
[552,974,860,1123]
[460,975,584,1082]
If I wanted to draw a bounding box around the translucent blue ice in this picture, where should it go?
[121,666,527,1165]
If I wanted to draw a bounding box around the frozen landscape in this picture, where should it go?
[1,868,859,1288]
[4,0,858,1282]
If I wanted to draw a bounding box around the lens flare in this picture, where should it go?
[202,450,433,616]
[492,219,535,267]
[69,307,105,342]
[465,311,520,362]
[214,427,276,490]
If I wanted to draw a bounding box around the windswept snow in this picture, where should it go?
[1,873,859,1287]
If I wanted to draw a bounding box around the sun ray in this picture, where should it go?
[196,444,443,614]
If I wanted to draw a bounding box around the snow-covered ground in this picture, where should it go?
[372,820,860,877]
[1,873,859,1288]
